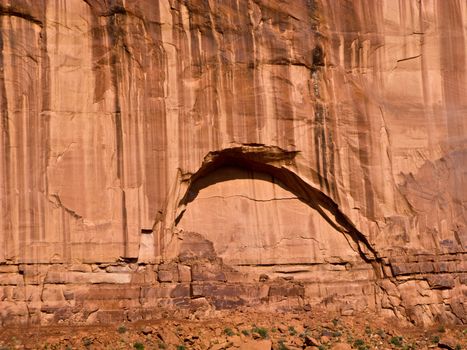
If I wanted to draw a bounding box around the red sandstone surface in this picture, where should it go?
[0,0,465,329]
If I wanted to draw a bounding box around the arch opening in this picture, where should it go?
[170,146,381,268]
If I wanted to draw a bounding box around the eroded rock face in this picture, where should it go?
[0,0,465,325]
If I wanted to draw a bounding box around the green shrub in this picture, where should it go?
[133,342,144,350]
[354,339,365,346]
[82,338,93,348]
[278,340,289,350]
[431,335,440,344]
[224,328,235,336]
[241,329,250,336]
[176,346,186,350]
[389,336,403,347]
[376,329,386,338]
[252,326,268,339]
[288,326,297,336]
[354,339,370,350]
[118,325,127,334]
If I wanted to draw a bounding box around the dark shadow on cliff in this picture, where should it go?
[174,146,384,275]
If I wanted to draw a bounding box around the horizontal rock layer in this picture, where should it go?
[0,0,465,325]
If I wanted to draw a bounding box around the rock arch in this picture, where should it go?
[159,145,381,265]
[154,145,385,313]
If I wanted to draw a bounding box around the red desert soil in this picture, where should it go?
[0,309,465,350]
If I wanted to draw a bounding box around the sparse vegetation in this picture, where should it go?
[82,338,93,348]
[224,328,235,336]
[353,338,370,350]
[376,329,386,338]
[278,339,289,350]
[252,326,268,339]
[389,336,403,347]
[133,342,144,350]
[354,339,365,346]
[1,311,465,350]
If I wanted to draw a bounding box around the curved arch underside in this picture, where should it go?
[155,145,385,314]
[170,145,382,268]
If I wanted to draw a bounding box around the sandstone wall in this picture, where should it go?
[0,0,465,325]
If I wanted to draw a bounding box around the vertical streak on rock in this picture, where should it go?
[160,0,180,187]
[419,1,435,157]
[205,2,221,150]
[142,0,167,237]
[39,10,50,244]
[0,16,10,262]
[107,13,129,257]
[183,0,196,165]
[438,0,466,147]
[242,0,262,143]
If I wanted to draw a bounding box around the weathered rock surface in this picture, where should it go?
[0,0,465,325]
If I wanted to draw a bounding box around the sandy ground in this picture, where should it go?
[0,309,465,350]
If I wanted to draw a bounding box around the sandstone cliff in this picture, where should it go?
[0,0,465,325]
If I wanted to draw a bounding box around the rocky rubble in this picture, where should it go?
[0,310,465,350]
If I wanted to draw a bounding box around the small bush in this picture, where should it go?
[82,338,93,348]
[354,339,365,346]
[437,325,446,333]
[332,318,339,326]
[354,339,370,350]
[389,336,403,347]
[133,342,144,350]
[365,326,371,335]
[252,326,268,339]
[176,346,186,350]
[288,326,297,336]
[241,329,250,336]
[224,328,235,336]
[157,342,166,349]
[118,325,127,334]
[431,335,440,344]
[376,329,386,338]
[278,340,289,350]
